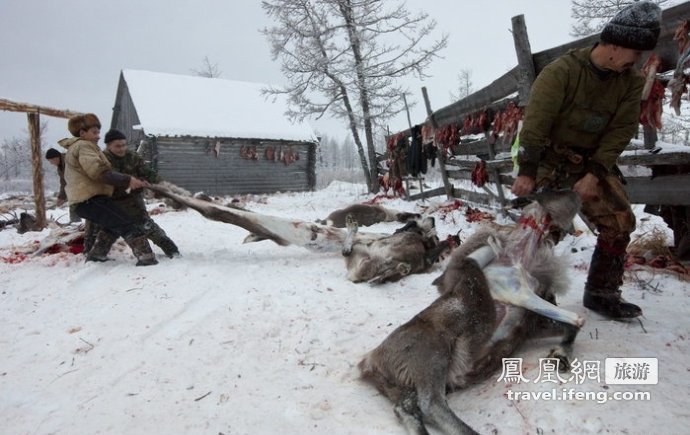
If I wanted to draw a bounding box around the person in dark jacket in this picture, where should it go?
[511,2,662,318]
[84,129,179,258]
[59,113,157,266]
[45,148,80,222]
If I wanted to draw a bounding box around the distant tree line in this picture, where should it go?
[0,136,30,181]
[1,121,48,181]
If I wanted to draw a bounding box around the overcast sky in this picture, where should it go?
[0,0,576,149]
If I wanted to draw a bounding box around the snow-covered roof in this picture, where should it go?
[121,69,317,142]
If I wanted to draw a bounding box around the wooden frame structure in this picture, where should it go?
[0,97,83,229]
[393,2,690,207]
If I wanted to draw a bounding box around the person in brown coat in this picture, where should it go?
[58,113,157,266]
[511,2,662,318]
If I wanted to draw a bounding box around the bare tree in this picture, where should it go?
[191,56,223,78]
[262,0,447,193]
[0,122,48,181]
[0,137,25,180]
[449,68,473,102]
[570,0,668,37]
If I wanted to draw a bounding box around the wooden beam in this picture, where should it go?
[452,187,495,208]
[511,14,537,106]
[448,168,515,185]
[431,70,519,128]
[626,175,690,205]
[618,151,690,166]
[408,186,445,201]
[0,97,83,119]
[27,113,47,229]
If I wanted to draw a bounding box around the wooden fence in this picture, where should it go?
[391,2,690,208]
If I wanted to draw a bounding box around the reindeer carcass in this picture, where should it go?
[341,214,458,284]
[358,190,583,434]
[148,183,451,283]
[317,203,420,228]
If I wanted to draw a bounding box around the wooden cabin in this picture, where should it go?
[110,69,317,195]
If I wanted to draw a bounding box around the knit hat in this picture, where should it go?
[67,113,101,137]
[600,1,662,51]
[45,148,61,160]
[104,129,127,144]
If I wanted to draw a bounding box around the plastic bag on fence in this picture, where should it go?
[510,120,524,176]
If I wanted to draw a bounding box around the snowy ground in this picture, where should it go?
[1,181,688,435]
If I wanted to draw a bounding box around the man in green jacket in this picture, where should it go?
[84,129,179,258]
[511,1,662,319]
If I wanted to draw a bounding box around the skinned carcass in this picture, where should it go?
[358,190,583,435]
[147,183,452,282]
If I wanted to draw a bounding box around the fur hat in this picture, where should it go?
[45,148,61,160]
[67,113,101,137]
[600,1,662,51]
[104,129,127,144]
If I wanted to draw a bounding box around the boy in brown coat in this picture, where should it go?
[59,113,157,266]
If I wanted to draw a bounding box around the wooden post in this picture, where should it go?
[27,112,47,229]
[507,13,538,211]
[402,94,414,131]
[421,87,453,199]
[511,14,537,106]
[484,131,507,210]
[643,125,658,149]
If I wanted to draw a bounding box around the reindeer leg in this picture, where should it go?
[342,213,358,256]
[548,323,579,372]
[466,244,498,268]
[527,315,580,371]
[416,385,478,435]
[394,389,430,435]
[485,264,585,328]
[424,241,453,266]
[368,261,411,284]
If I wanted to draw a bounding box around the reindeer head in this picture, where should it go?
[513,190,581,245]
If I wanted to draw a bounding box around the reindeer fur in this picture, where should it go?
[342,216,456,283]
[358,192,582,435]
[317,203,421,228]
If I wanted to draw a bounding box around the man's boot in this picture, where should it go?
[144,219,180,258]
[124,235,158,266]
[83,221,99,254]
[86,230,118,262]
[583,244,641,318]
[156,236,180,258]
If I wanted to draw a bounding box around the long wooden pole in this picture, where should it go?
[27,112,47,229]
[421,87,453,199]
[1,98,83,119]
[511,15,537,106]
[402,94,413,131]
